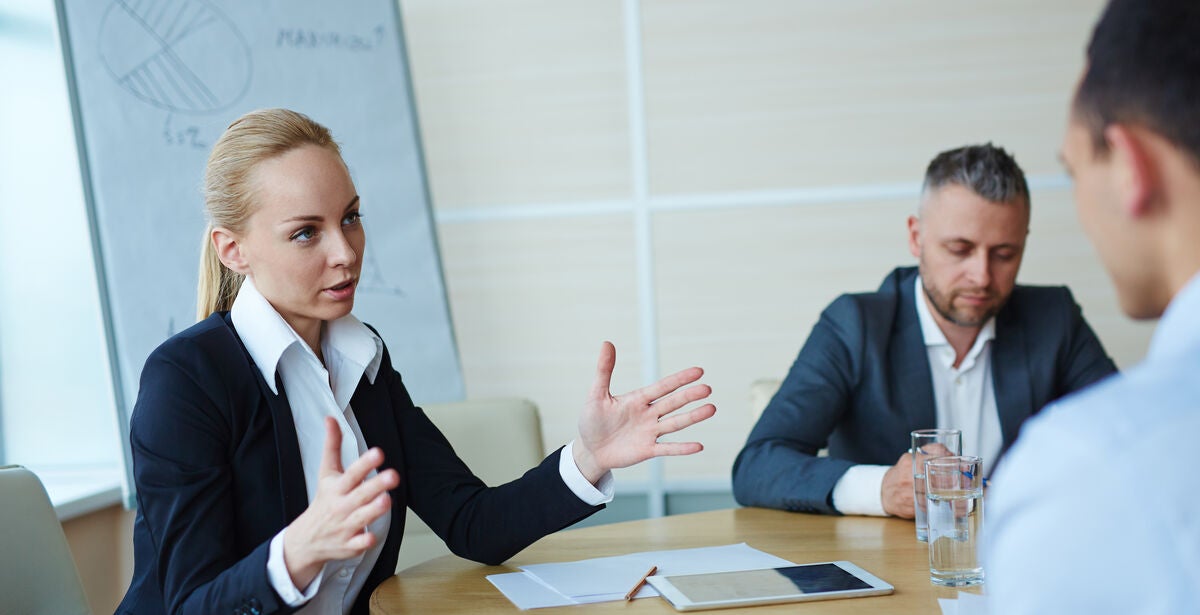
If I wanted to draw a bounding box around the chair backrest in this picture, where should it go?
[749,378,783,422]
[0,465,92,615]
[396,398,545,572]
[748,379,828,458]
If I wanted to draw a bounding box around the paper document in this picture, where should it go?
[938,590,990,615]
[487,543,794,610]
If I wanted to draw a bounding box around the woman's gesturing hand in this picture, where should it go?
[283,417,399,590]
[572,342,716,484]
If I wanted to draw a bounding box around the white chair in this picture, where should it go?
[396,398,546,572]
[749,378,828,457]
[0,465,92,615]
[749,378,783,421]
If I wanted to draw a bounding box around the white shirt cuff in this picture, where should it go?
[831,464,890,516]
[559,440,615,505]
[267,528,323,606]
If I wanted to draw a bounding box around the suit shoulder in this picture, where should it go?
[145,314,246,371]
[1004,284,1079,322]
[130,316,248,441]
[135,314,255,416]
[837,266,913,314]
[828,285,901,322]
[1008,282,1074,304]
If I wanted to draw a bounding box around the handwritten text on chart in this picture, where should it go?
[162,116,208,149]
[276,26,385,52]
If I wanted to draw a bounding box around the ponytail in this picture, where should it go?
[195,225,244,320]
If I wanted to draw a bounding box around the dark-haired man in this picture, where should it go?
[987,1,1200,611]
[732,143,1116,517]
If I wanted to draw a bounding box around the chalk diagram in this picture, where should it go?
[98,0,251,114]
[95,0,408,299]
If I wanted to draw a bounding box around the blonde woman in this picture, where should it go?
[117,108,715,615]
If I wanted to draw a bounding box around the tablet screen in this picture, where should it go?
[665,564,872,603]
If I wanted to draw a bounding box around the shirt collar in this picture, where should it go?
[231,277,383,395]
[914,275,996,366]
[1148,270,1200,361]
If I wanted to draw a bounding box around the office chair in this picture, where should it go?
[748,378,827,457]
[749,378,782,421]
[395,398,546,572]
[0,465,92,615]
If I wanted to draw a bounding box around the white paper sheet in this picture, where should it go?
[487,543,795,609]
[938,590,990,615]
[486,572,578,610]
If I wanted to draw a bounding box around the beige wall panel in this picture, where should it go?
[438,216,651,480]
[401,0,631,208]
[641,0,1107,195]
[654,200,917,480]
[1019,190,1155,368]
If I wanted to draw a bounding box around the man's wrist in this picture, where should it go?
[831,464,890,516]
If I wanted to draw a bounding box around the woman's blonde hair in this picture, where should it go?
[197,108,341,320]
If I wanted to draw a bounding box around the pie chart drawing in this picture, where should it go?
[98,0,252,114]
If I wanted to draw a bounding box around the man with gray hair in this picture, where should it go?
[732,143,1116,518]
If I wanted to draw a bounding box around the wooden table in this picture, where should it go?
[371,507,977,614]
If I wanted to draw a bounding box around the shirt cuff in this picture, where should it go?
[830,464,890,516]
[559,440,615,505]
[267,528,323,606]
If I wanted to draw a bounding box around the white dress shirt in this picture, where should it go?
[831,276,1003,515]
[986,272,1200,613]
[231,279,613,613]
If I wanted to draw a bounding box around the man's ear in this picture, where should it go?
[1104,124,1156,219]
[906,215,921,259]
[212,227,251,275]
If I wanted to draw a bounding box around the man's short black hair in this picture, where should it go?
[1075,0,1200,165]
[923,143,1030,207]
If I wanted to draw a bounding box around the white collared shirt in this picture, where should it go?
[831,276,1002,516]
[913,276,1002,475]
[232,279,613,613]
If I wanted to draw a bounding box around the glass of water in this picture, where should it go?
[925,455,984,587]
[911,429,961,541]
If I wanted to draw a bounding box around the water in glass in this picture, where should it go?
[927,487,984,586]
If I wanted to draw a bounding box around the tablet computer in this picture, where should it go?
[646,561,894,611]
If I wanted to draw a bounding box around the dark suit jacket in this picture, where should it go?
[731,266,1117,515]
[117,313,602,615]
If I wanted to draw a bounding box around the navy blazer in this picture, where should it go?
[732,266,1117,514]
[117,312,602,615]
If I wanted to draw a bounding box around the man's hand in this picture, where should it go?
[882,442,957,518]
[881,451,916,518]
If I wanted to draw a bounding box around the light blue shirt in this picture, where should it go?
[986,272,1200,613]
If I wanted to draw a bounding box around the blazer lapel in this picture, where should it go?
[261,374,310,524]
[349,375,406,527]
[225,312,309,523]
[350,375,404,474]
[894,271,937,431]
[992,312,1033,452]
[348,374,409,587]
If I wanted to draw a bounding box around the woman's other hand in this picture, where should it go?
[572,342,716,484]
[283,417,399,590]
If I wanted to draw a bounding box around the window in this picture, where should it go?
[0,0,122,516]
